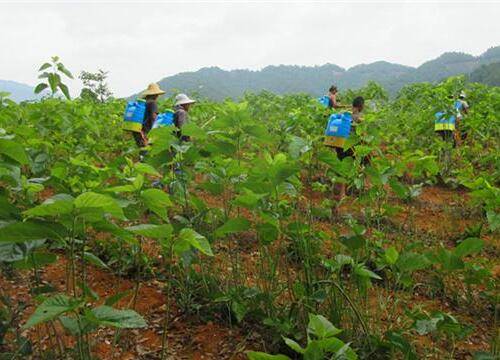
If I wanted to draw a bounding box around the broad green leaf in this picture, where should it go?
[24,194,74,217]
[13,252,57,269]
[215,217,251,237]
[308,314,342,339]
[58,83,71,100]
[454,238,484,258]
[182,123,207,140]
[134,163,160,177]
[414,317,441,335]
[83,252,109,269]
[0,195,20,219]
[389,179,408,199]
[74,192,124,220]
[34,83,48,94]
[90,305,147,328]
[246,352,290,360]
[141,189,172,220]
[57,63,73,79]
[60,315,96,336]
[103,184,136,193]
[256,222,279,245]
[396,252,431,273]
[486,211,499,231]
[38,62,52,71]
[126,224,173,239]
[0,139,29,164]
[48,73,58,93]
[23,294,83,329]
[288,136,311,159]
[317,338,352,356]
[178,228,213,256]
[0,221,62,244]
[340,234,366,252]
[354,264,382,280]
[233,189,266,209]
[283,337,305,354]
[231,300,248,323]
[384,246,399,265]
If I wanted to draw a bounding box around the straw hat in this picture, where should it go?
[141,83,165,97]
[459,91,466,99]
[175,93,196,106]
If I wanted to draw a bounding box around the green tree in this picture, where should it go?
[34,56,73,99]
[79,69,113,102]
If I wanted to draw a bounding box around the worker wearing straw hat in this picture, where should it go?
[173,93,196,142]
[140,83,166,143]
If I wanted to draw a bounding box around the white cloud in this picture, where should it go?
[0,1,498,97]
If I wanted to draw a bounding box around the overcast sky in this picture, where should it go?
[0,1,499,97]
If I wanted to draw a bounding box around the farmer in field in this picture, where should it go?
[327,85,341,109]
[434,92,468,147]
[324,96,365,201]
[140,83,165,145]
[173,93,196,142]
[455,91,470,143]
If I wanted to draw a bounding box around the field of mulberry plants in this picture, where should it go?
[0,72,498,359]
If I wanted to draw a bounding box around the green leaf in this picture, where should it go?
[74,192,124,220]
[283,337,305,354]
[233,189,266,209]
[134,163,160,177]
[231,300,248,323]
[340,234,366,252]
[308,314,342,339]
[0,221,62,244]
[486,211,499,231]
[178,228,213,256]
[389,179,409,200]
[57,63,74,79]
[38,63,52,71]
[48,73,59,94]
[13,252,57,269]
[0,195,20,219]
[256,222,279,245]
[104,291,131,306]
[24,194,74,217]
[414,317,440,335]
[181,123,207,140]
[215,217,251,237]
[0,139,29,164]
[141,189,172,220]
[60,315,96,336]
[90,305,147,328]
[354,264,382,280]
[83,252,109,269]
[126,224,173,239]
[23,294,83,329]
[396,252,431,273]
[384,247,399,265]
[288,136,311,159]
[103,184,136,193]
[34,83,48,94]
[58,83,71,100]
[454,238,484,258]
[246,351,290,360]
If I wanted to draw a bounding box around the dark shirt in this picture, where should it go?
[174,105,188,128]
[142,100,158,134]
[174,105,190,142]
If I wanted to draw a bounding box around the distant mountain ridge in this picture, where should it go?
[0,80,38,102]
[147,45,500,100]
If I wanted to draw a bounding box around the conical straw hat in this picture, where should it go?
[141,83,165,97]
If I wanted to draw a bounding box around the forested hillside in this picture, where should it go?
[148,46,500,100]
